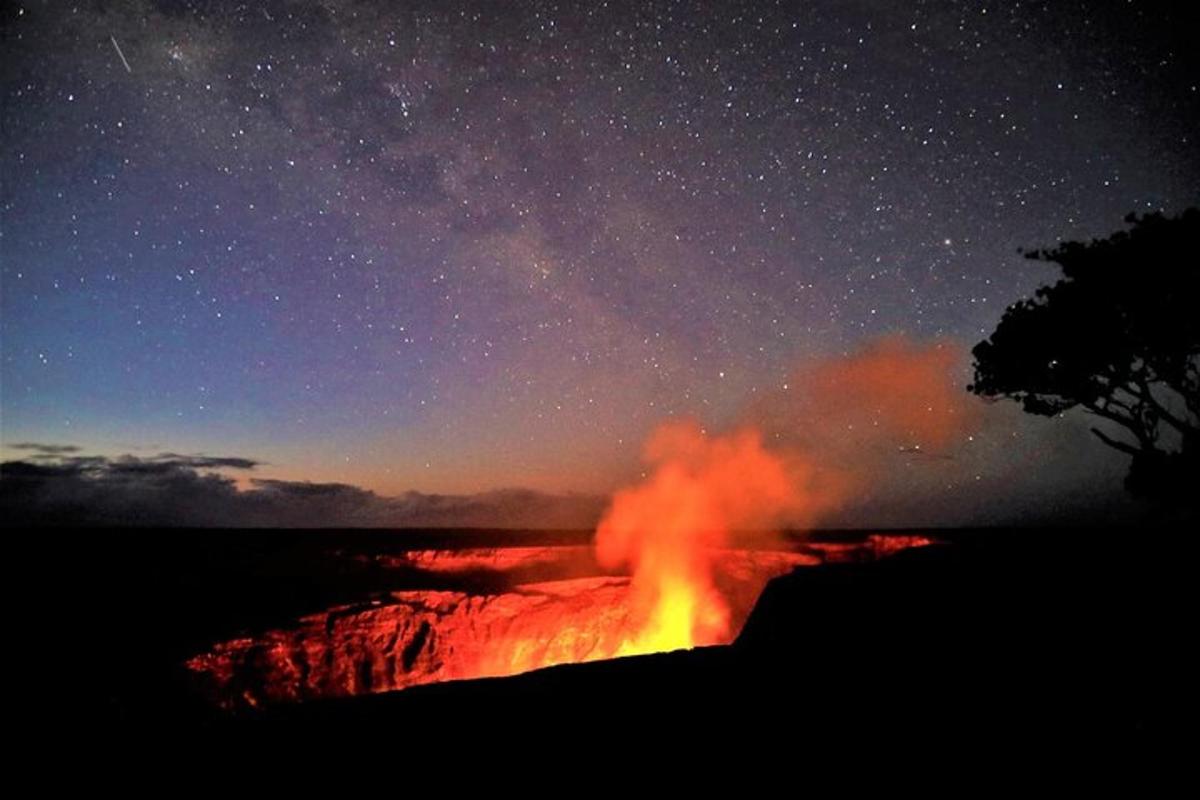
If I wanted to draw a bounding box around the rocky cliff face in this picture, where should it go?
[186,539,927,709]
[187,578,641,708]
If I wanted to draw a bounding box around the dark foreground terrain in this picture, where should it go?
[26,527,1192,767]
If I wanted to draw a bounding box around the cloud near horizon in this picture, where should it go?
[3,335,1145,534]
[0,449,606,529]
[8,442,84,455]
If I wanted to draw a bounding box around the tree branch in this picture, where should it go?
[1084,402,1154,448]
[1083,402,1134,427]
[1102,392,1137,416]
[1130,376,1200,436]
[1089,427,1142,458]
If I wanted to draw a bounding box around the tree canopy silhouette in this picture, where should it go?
[970,208,1200,503]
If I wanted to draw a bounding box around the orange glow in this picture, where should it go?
[186,550,819,709]
[595,420,836,654]
[808,335,970,448]
[186,336,967,709]
[767,335,974,458]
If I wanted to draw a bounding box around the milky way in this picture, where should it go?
[2,1,1197,525]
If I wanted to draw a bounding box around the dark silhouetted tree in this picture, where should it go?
[970,209,1200,504]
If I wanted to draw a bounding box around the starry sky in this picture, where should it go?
[2,1,1197,525]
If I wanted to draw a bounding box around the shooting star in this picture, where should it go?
[110,35,132,73]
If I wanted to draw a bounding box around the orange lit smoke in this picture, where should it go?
[595,335,973,657]
[595,421,840,654]
[763,334,974,461]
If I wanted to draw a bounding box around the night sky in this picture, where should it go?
[2,1,1197,526]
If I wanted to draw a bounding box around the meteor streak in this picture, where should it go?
[110,35,132,73]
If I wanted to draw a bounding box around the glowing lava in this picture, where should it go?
[185,549,818,709]
[596,420,828,654]
[184,538,936,709]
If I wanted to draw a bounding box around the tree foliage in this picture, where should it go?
[970,209,1200,502]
